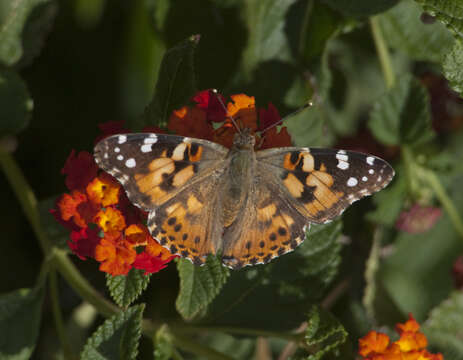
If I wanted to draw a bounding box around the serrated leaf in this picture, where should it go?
[176,255,230,320]
[369,75,434,147]
[106,269,151,308]
[204,221,343,330]
[414,0,463,40]
[138,35,198,130]
[241,0,296,79]
[0,0,50,66]
[423,291,463,357]
[379,0,454,62]
[301,305,348,360]
[0,286,44,360]
[321,0,399,16]
[153,325,175,360]
[81,305,144,360]
[443,39,463,98]
[0,68,33,137]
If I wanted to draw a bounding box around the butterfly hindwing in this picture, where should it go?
[94,133,228,210]
[256,147,395,224]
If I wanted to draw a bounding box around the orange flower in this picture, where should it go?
[94,207,126,232]
[358,314,443,360]
[125,224,151,246]
[359,331,390,357]
[57,191,88,228]
[95,232,137,276]
[86,173,120,207]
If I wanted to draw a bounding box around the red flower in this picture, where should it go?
[192,89,227,123]
[68,227,101,260]
[395,204,442,234]
[61,150,98,191]
[94,120,129,143]
[132,252,172,275]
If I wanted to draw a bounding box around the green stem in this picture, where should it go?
[370,16,395,89]
[0,149,51,254]
[298,0,314,57]
[362,229,381,323]
[419,168,463,240]
[170,330,234,360]
[51,248,119,318]
[49,269,76,360]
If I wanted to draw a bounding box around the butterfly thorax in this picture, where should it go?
[221,130,257,227]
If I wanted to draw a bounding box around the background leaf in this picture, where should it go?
[176,256,230,321]
[204,221,343,330]
[414,0,463,39]
[321,0,399,17]
[139,35,199,130]
[0,286,44,360]
[423,291,463,358]
[106,269,151,308]
[378,0,454,62]
[369,75,434,146]
[81,304,144,360]
[443,39,463,98]
[0,0,51,66]
[0,68,33,137]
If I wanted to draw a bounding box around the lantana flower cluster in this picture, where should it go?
[52,90,292,276]
[358,314,443,360]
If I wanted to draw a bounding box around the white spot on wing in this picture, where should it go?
[104,153,108,159]
[337,161,349,170]
[362,176,368,182]
[338,150,346,154]
[144,136,157,144]
[141,144,152,153]
[336,153,348,161]
[117,155,123,161]
[366,156,375,165]
[125,158,136,168]
[114,147,120,153]
[347,177,358,187]
[369,169,374,175]
[118,135,127,144]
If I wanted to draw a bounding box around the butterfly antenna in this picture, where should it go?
[211,89,241,133]
[259,100,314,134]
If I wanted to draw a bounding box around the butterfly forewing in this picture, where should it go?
[257,147,394,224]
[94,133,228,210]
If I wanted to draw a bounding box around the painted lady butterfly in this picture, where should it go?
[94,129,394,269]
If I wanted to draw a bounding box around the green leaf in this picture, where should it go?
[153,325,176,360]
[205,221,343,330]
[367,173,406,226]
[38,196,69,250]
[285,105,332,147]
[443,39,463,98]
[414,0,463,40]
[0,0,50,66]
[321,0,399,16]
[0,68,33,137]
[0,286,44,360]
[146,0,170,32]
[423,291,463,357]
[176,255,230,321]
[139,35,198,130]
[299,305,348,360]
[241,0,296,79]
[369,75,434,147]
[379,0,454,62]
[106,269,151,308]
[81,305,144,360]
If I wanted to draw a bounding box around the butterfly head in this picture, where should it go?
[232,127,256,150]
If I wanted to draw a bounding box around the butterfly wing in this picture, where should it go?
[94,133,228,210]
[256,147,395,224]
[221,176,310,269]
[94,133,229,265]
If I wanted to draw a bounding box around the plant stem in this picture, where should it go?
[370,16,395,89]
[170,329,235,360]
[49,269,76,360]
[419,168,463,240]
[362,229,381,323]
[0,149,51,254]
[51,248,119,318]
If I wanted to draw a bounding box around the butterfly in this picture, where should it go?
[94,129,394,269]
